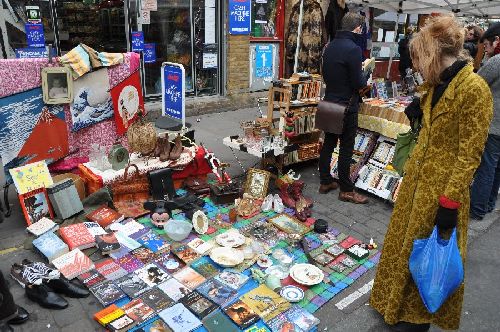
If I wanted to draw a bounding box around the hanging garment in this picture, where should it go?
[325,0,349,41]
[286,0,327,75]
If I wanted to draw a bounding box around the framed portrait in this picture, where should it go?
[19,188,54,226]
[268,213,310,236]
[244,168,271,199]
[41,67,73,104]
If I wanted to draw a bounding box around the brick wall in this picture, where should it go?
[227,34,250,94]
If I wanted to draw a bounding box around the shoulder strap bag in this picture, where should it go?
[314,95,356,135]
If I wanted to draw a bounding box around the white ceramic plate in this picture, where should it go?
[210,247,245,267]
[265,265,289,280]
[215,230,246,248]
[192,210,208,235]
[280,286,304,302]
[256,255,273,268]
[289,263,324,286]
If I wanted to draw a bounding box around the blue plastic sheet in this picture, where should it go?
[409,226,464,313]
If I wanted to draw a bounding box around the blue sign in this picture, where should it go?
[229,0,251,35]
[144,43,156,64]
[162,63,185,125]
[255,44,273,78]
[15,47,55,59]
[25,23,45,48]
[131,31,144,52]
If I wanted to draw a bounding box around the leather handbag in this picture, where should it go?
[184,177,210,195]
[393,118,421,176]
[148,168,176,200]
[110,164,151,218]
[315,96,355,134]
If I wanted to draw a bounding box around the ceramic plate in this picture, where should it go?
[265,265,289,280]
[192,210,208,235]
[210,247,245,267]
[289,263,324,286]
[215,230,246,248]
[280,286,304,303]
[256,255,273,268]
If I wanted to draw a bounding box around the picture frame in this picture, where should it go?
[268,213,310,236]
[41,67,73,104]
[244,168,271,199]
[19,188,54,226]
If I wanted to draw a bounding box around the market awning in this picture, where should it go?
[347,0,500,17]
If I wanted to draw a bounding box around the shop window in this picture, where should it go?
[56,0,127,54]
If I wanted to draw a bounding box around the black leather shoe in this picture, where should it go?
[44,277,90,298]
[25,284,68,310]
[392,322,431,332]
[0,322,12,332]
[7,306,29,325]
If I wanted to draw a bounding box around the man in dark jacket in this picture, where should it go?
[318,12,368,204]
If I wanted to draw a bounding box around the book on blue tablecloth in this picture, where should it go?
[32,231,69,263]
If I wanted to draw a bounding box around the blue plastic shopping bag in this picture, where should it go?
[409,226,464,313]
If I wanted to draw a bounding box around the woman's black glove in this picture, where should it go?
[435,206,458,230]
[404,97,422,119]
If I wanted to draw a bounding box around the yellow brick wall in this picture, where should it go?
[227,34,250,94]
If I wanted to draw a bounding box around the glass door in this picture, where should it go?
[140,0,194,96]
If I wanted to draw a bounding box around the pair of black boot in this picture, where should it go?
[0,271,29,332]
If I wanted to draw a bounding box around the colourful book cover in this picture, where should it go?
[134,263,170,287]
[95,232,121,254]
[173,267,206,289]
[93,304,124,326]
[121,298,155,324]
[243,321,272,332]
[214,269,250,290]
[158,278,192,301]
[77,269,105,288]
[140,287,174,312]
[285,305,320,331]
[202,310,239,332]
[223,300,259,329]
[86,205,124,229]
[106,314,137,331]
[115,231,141,251]
[196,279,237,306]
[115,219,147,237]
[130,318,172,332]
[90,280,127,306]
[116,254,144,273]
[115,274,151,298]
[26,217,58,237]
[51,248,94,279]
[179,291,218,319]
[137,232,169,253]
[189,257,221,279]
[95,258,128,281]
[267,312,305,332]
[32,231,69,263]
[131,247,155,264]
[155,252,185,275]
[172,245,200,265]
[83,221,107,236]
[240,285,291,322]
[158,303,202,332]
[58,223,95,250]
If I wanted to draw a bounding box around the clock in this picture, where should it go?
[107,141,129,170]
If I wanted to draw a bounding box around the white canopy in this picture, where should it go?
[348,0,500,17]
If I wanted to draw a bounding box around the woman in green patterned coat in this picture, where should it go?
[370,16,493,331]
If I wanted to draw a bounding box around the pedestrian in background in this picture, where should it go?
[398,27,415,80]
[464,25,483,58]
[318,13,369,204]
[370,15,493,331]
[470,22,500,220]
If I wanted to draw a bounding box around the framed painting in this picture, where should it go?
[41,67,73,104]
[244,168,271,199]
[19,188,54,226]
[268,213,310,236]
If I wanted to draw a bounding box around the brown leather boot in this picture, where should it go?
[154,136,166,158]
[159,136,172,162]
[279,183,296,208]
[169,135,183,161]
[319,182,339,194]
[339,191,369,204]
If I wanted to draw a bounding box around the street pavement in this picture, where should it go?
[0,107,498,331]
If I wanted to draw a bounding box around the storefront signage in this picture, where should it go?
[255,44,273,78]
[202,53,217,69]
[25,23,45,48]
[141,0,157,11]
[161,63,185,126]
[144,43,156,63]
[229,0,251,35]
[140,10,150,24]
[15,47,55,59]
[25,6,41,24]
[131,31,144,52]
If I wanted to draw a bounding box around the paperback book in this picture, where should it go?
[58,223,95,250]
[155,252,185,274]
[196,279,237,306]
[158,278,192,301]
[134,263,170,287]
[116,254,144,273]
[202,310,239,332]
[86,205,124,229]
[223,300,259,329]
[90,280,127,306]
[131,247,155,264]
[95,232,121,255]
[26,217,58,237]
[51,248,94,279]
[189,257,221,279]
[140,287,174,312]
[158,303,202,332]
[83,221,107,236]
[94,258,128,281]
[137,232,169,253]
[32,231,69,263]
[106,314,137,332]
[93,304,125,327]
[179,291,217,319]
[115,274,151,298]
[77,269,105,288]
[172,245,200,265]
[173,267,206,289]
[214,269,249,290]
[240,285,291,322]
[121,298,155,324]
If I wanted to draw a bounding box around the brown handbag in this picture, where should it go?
[110,164,151,217]
[314,96,355,134]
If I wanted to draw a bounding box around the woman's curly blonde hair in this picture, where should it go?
[410,15,470,86]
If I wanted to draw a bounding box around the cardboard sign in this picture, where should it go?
[255,44,273,78]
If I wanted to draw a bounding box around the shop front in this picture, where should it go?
[0,0,223,98]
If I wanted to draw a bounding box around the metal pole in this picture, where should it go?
[293,0,304,74]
